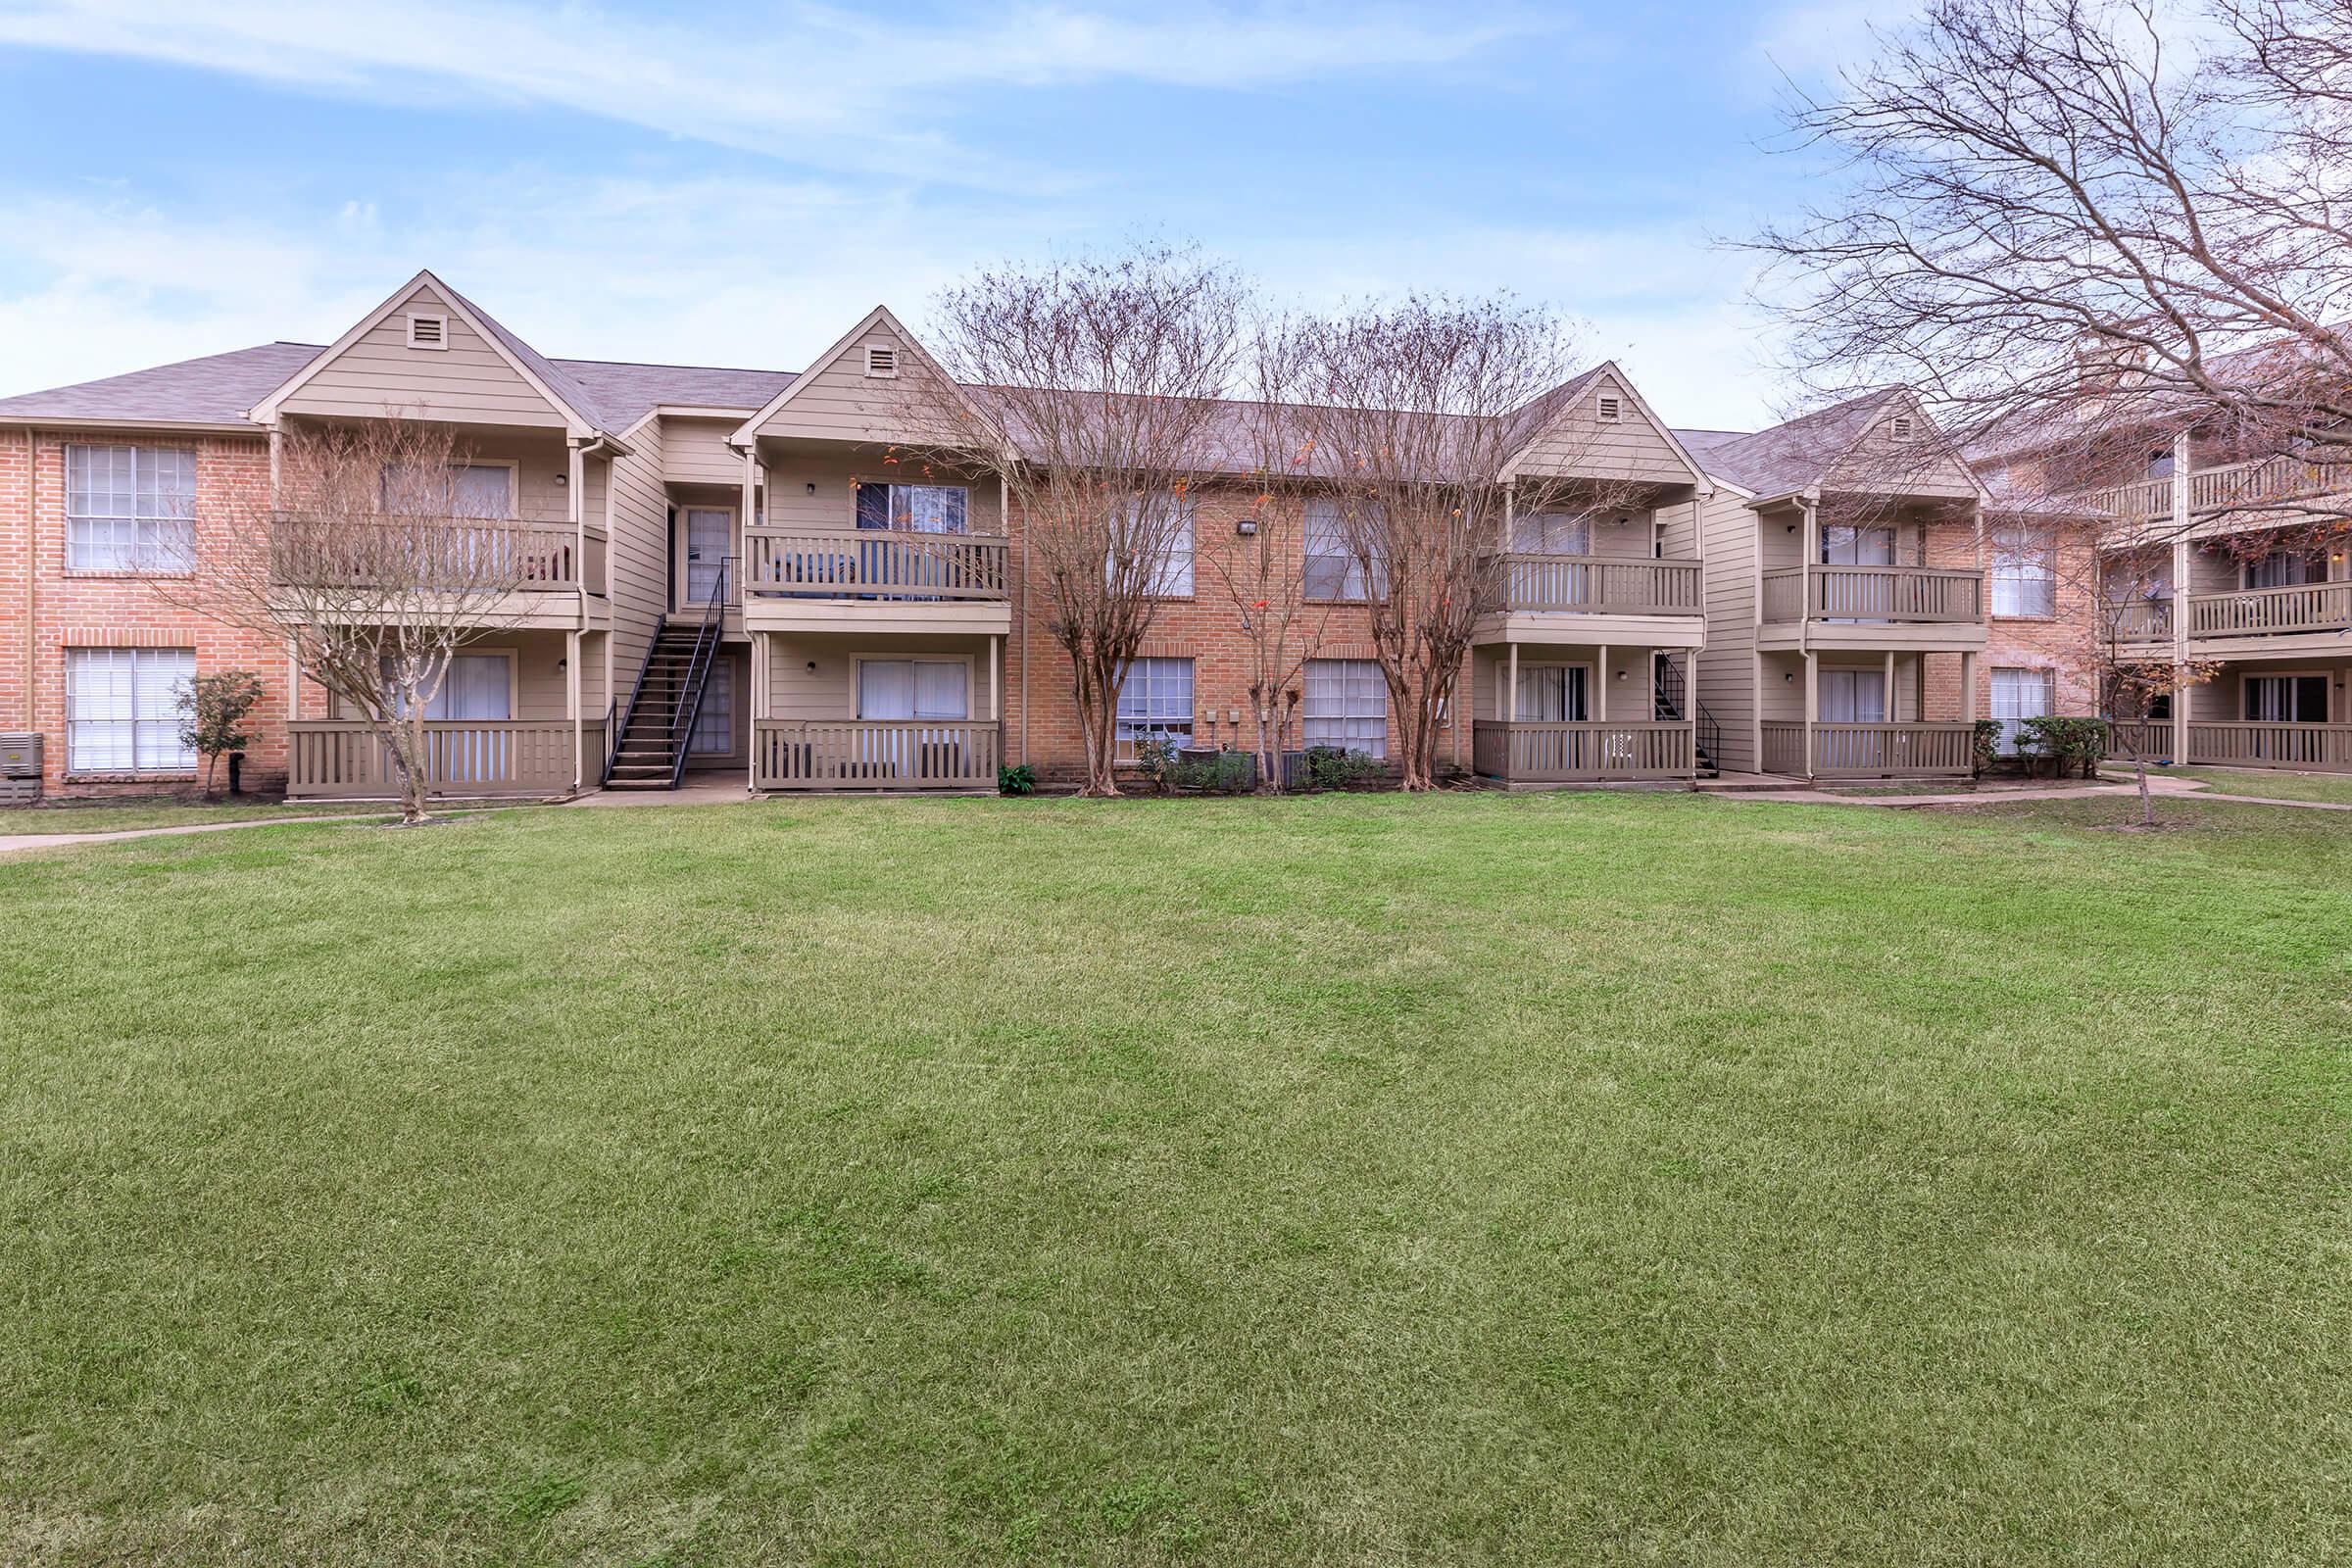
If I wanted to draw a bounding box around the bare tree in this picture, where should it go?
[156,417,543,825]
[2069,531,2225,822]
[903,245,1248,795]
[1752,0,2352,547]
[1202,491,1330,790]
[1272,296,1642,790]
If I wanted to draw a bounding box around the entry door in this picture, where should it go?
[2245,674,2328,722]
[684,508,731,605]
[1821,524,1896,564]
[1515,664,1590,721]
[2245,554,2329,589]
[1819,668,1887,724]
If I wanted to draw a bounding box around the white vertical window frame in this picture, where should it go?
[691,658,734,755]
[1304,498,1384,601]
[66,444,196,571]
[1989,666,2055,755]
[1115,657,1196,756]
[1303,659,1388,758]
[1990,527,2057,617]
[66,648,196,772]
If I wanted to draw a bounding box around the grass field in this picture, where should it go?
[2,794,2346,1565]
[2159,764,2352,806]
[0,798,400,834]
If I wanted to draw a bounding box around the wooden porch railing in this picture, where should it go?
[288,719,597,798]
[1761,564,1984,622]
[1471,719,1694,781]
[2184,581,2352,640]
[755,719,1001,790]
[2108,598,2174,644]
[2106,719,2170,760]
[2083,473,2176,521]
[1483,555,1702,615]
[2184,721,2352,771]
[270,514,586,590]
[2081,453,2350,522]
[1759,719,1977,777]
[745,530,1010,601]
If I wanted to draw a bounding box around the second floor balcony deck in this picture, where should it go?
[1472,553,1705,647]
[2105,580,2352,655]
[2084,453,2352,528]
[741,526,1012,636]
[1756,564,1987,652]
[267,513,608,629]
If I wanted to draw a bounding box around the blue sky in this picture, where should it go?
[0,0,1886,429]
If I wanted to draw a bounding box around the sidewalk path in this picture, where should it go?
[0,811,392,857]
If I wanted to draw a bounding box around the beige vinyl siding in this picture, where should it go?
[1653,496,1701,561]
[760,449,1004,534]
[661,417,748,487]
[749,327,927,445]
[761,633,997,720]
[604,421,671,704]
[1511,373,1699,485]
[1693,488,1761,772]
[329,631,573,719]
[278,283,570,428]
[1471,641,1661,722]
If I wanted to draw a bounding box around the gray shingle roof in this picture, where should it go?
[0,342,323,426]
[1671,388,1906,497]
[551,360,796,431]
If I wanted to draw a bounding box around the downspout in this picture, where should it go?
[570,439,586,793]
[1010,473,1025,767]
[2170,429,2192,761]
[23,428,37,731]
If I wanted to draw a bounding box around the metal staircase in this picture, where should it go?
[1653,656,1721,778]
[604,558,729,791]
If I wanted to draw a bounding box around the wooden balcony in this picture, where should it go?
[288,719,598,799]
[1484,555,1702,614]
[755,719,1001,792]
[1757,565,1986,652]
[269,515,606,630]
[1471,720,1695,784]
[2184,581,2352,645]
[742,529,1012,635]
[2109,598,2174,650]
[2084,453,2352,524]
[1760,720,1977,779]
[2187,721,2352,772]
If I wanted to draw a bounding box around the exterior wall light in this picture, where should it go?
[1236,517,1259,536]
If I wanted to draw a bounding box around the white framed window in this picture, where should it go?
[1116,657,1195,756]
[691,658,733,755]
[380,463,515,519]
[1111,496,1193,597]
[1303,497,1383,600]
[66,444,196,572]
[1819,667,1887,724]
[858,659,969,720]
[855,483,967,533]
[1514,663,1590,721]
[863,344,899,377]
[1510,512,1592,555]
[382,651,514,720]
[406,313,449,350]
[1989,527,2057,617]
[1303,658,1387,758]
[1990,666,2055,755]
[65,647,196,773]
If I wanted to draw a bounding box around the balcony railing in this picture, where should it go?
[2186,720,2352,771]
[1760,720,1977,778]
[2083,453,2352,522]
[270,514,596,592]
[1482,555,1703,615]
[2184,580,2352,640]
[745,529,1009,601]
[755,719,1001,790]
[2109,598,2174,644]
[1760,564,1985,623]
[288,719,596,798]
[1471,719,1695,782]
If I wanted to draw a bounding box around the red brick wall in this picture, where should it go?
[2,428,294,798]
[999,485,1475,783]
[1921,516,2103,720]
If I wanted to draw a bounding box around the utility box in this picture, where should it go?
[0,734,41,804]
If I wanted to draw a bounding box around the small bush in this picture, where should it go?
[2016,715,2109,779]
[997,763,1037,796]
[1971,719,2003,776]
[1299,746,1381,792]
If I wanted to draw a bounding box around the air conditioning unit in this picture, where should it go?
[0,732,40,777]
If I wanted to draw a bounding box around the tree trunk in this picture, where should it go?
[399,706,432,826]
[2136,754,2154,827]
[1072,655,1121,798]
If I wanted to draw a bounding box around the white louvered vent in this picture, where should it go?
[1890,414,1915,439]
[1595,394,1623,423]
[406,314,449,350]
[864,345,899,377]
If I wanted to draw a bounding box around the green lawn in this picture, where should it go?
[2,795,2346,1566]
[0,798,399,834]
[2160,764,2352,806]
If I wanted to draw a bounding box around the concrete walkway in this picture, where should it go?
[0,810,393,856]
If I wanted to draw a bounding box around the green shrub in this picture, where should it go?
[1300,746,1381,791]
[2016,715,2109,779]
[997,762,1037,796]
[1971,719,2003,776]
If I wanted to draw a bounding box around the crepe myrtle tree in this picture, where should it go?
[174,669,264,801]
[899,244,1249,795]
[1752,0,2352,560]
[153,416,541,825]
[1270,295,1650,790]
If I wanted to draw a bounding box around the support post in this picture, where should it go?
[567,628,583,793]
[1506,642,1519,722]
[749,631,765,794]
[1884,649,1896,721]
[1962,651,1980,729]
[1597,643,1610,721]
[1803,652,1819,778]
[990,635,1001,721]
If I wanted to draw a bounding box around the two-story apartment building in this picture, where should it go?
[0,271,1732,801]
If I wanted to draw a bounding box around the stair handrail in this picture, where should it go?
[605,625,667,786]
[665,556,733,788]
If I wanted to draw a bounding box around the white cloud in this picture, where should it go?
[0,1,1544,186]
